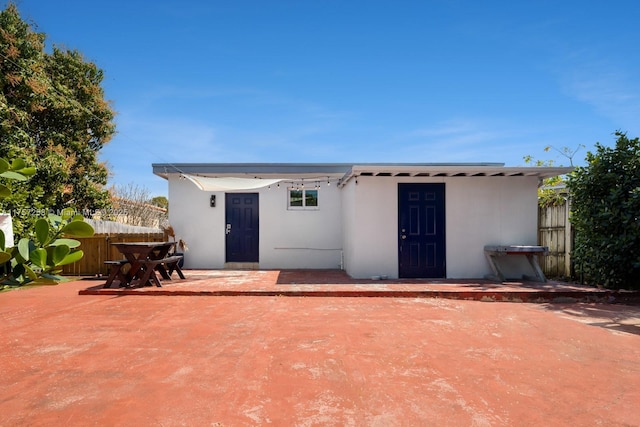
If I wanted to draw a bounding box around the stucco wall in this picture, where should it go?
[340,177,398,279]
[445,177,539,278]
[168,177,226,268]
[340,179,357,275]
[169,174,539,277]
[259,184,343,269]
[341,176,540,279]
[168,177,343,269]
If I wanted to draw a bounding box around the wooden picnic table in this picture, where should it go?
[106,242,184,288]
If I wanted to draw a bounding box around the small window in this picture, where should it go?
[288,189,318,209]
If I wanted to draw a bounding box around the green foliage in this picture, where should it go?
[567,131,640,290]
[524,144,584,207]
[0,3,115,238]
[0,157,94,287]
[0,157,35,197]
[523,155,566,207]
[150,196,169,211]
[1,212,93,286]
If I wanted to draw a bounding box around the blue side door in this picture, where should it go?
[225,193,259,262]
[398,183,446,278]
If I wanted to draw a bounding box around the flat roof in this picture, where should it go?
[153,163,356,179]
[152,162,573,183]
[343,164,573,181]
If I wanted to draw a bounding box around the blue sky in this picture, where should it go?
[9,0,640,196]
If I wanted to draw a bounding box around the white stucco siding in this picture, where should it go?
[445,177,539,278]
[168,176,226,268]
[342,176,540,279]
[168,177,344,269]
[259,185,343,269]
[340,176,399,279]
[340,180,357,276]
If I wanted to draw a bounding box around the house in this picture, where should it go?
[152,163,572,279]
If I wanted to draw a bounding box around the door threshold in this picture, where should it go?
[224,262,259,270]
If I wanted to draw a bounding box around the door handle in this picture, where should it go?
[225,224,232,235]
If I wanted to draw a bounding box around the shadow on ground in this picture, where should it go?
[540,302,640,336]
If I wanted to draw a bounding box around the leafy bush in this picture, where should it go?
[0,157,94,287]
[567,132,640,290]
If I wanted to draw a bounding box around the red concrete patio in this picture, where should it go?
[77,268,638,303]
[1,271,639,426]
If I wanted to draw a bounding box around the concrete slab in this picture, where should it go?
[77,269,638,304]
[1,277,639,426]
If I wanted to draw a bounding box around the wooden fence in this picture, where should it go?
[62,232,166,276]
[538,200,573,279]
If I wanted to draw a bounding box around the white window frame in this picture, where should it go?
[287,188,319,210]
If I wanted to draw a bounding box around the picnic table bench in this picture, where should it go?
[103,242,186,288]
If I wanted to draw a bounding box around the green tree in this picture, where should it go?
[567,131,640,290]
[0,3,115,237]
[150,196,169,210]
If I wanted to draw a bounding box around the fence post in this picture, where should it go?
[564,198,572,278]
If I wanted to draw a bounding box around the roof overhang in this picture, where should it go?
[339,164,573,186]
[152,163,353,180]
[152,163,573,188]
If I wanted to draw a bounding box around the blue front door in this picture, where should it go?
[225,193,259,262]
[398,183,446,278]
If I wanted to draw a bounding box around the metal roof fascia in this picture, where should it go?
[152,163,354,179]
[152,163,573,181]
[337,165,573,186]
